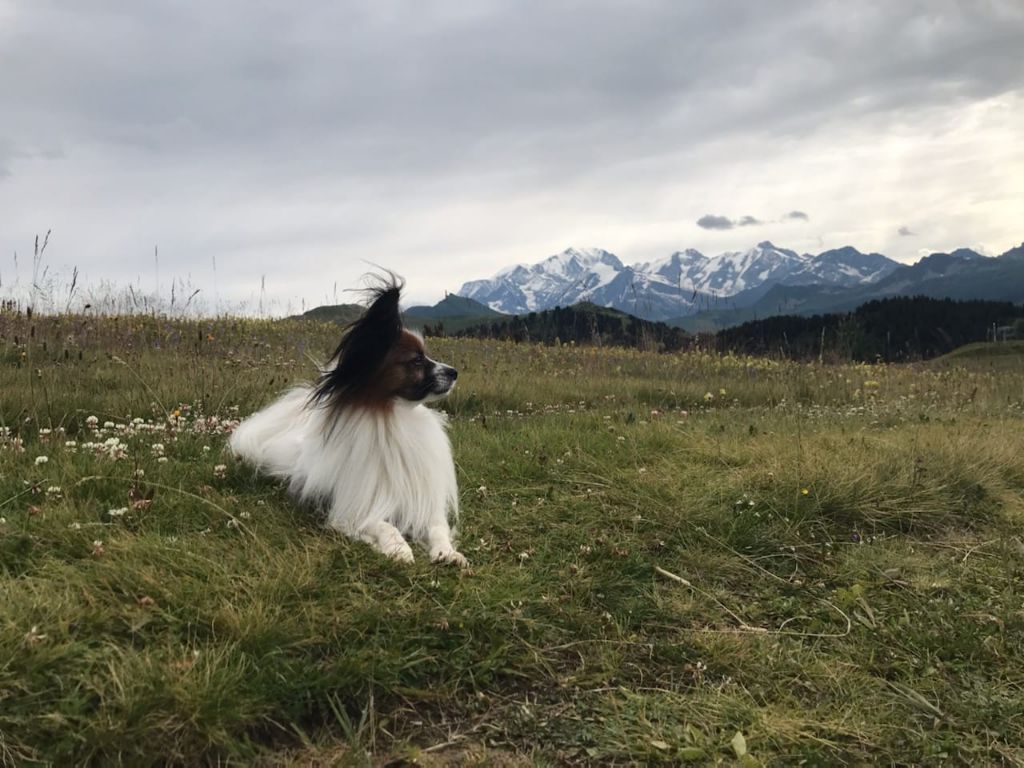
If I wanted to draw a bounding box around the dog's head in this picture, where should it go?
[312,275,457,411]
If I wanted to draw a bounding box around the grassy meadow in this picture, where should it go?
[1,312,1023,765]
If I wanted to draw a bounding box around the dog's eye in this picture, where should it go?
[408,355,426,368]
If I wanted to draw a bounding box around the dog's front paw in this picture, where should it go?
[431,548,470,568]
[384,539,416,564]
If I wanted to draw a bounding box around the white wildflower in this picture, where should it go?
[24,625,47,645]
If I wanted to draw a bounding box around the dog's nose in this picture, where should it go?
[449,367,458,380]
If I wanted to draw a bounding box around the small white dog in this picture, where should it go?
[229,277,467,566]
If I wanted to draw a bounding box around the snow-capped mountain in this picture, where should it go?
[458,247,626,315]
[689,242,806,294]
[457,243,902,320]
[789,246,898,286]
[635,249,708,287]
[583,266,706,320]
[868,248,983,293]
[675,243,1021,332]
[632,242,820,295]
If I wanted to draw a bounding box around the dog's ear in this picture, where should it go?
[313,273,404,408]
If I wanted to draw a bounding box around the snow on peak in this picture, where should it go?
[634,249,708,288]
[543,247,622,272]
[495,262,529,278]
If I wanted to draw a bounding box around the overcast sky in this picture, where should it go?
[1,1,1022,310]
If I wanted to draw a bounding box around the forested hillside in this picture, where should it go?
[451,302,690,351]
[716,296,1024,361]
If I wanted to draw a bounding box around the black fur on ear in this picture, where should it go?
[312,272,405,409]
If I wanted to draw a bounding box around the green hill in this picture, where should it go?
[404,294,501,319]
[930,339,1024,370]
[296,295,504,334]
[292,303,364,324]
[404,295,504,334]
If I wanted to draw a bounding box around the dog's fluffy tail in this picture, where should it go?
[229,387,312,475]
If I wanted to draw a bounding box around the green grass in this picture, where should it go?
[932,340,1024,370]
[1,313,1023,765]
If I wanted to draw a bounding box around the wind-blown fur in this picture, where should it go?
[229,276,466,566]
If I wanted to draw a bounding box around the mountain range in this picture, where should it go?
[678,243,1024,331]
[457,241,1024,328]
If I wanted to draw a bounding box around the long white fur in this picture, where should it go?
[229,386,461,564]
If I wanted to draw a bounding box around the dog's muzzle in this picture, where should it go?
[432,365,458,395]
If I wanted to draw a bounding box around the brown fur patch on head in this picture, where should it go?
[369,330,432,407]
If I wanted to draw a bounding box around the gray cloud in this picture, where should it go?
[898,226,916,236]
[697,214,736,230]
[698,213,799,229]
[0,1,1021,306]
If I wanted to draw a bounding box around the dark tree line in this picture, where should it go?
[451,303,690,352]
[436,296,1022,361]
[716,296,1024,361]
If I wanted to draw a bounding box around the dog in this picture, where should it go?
[229,276,467,567]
